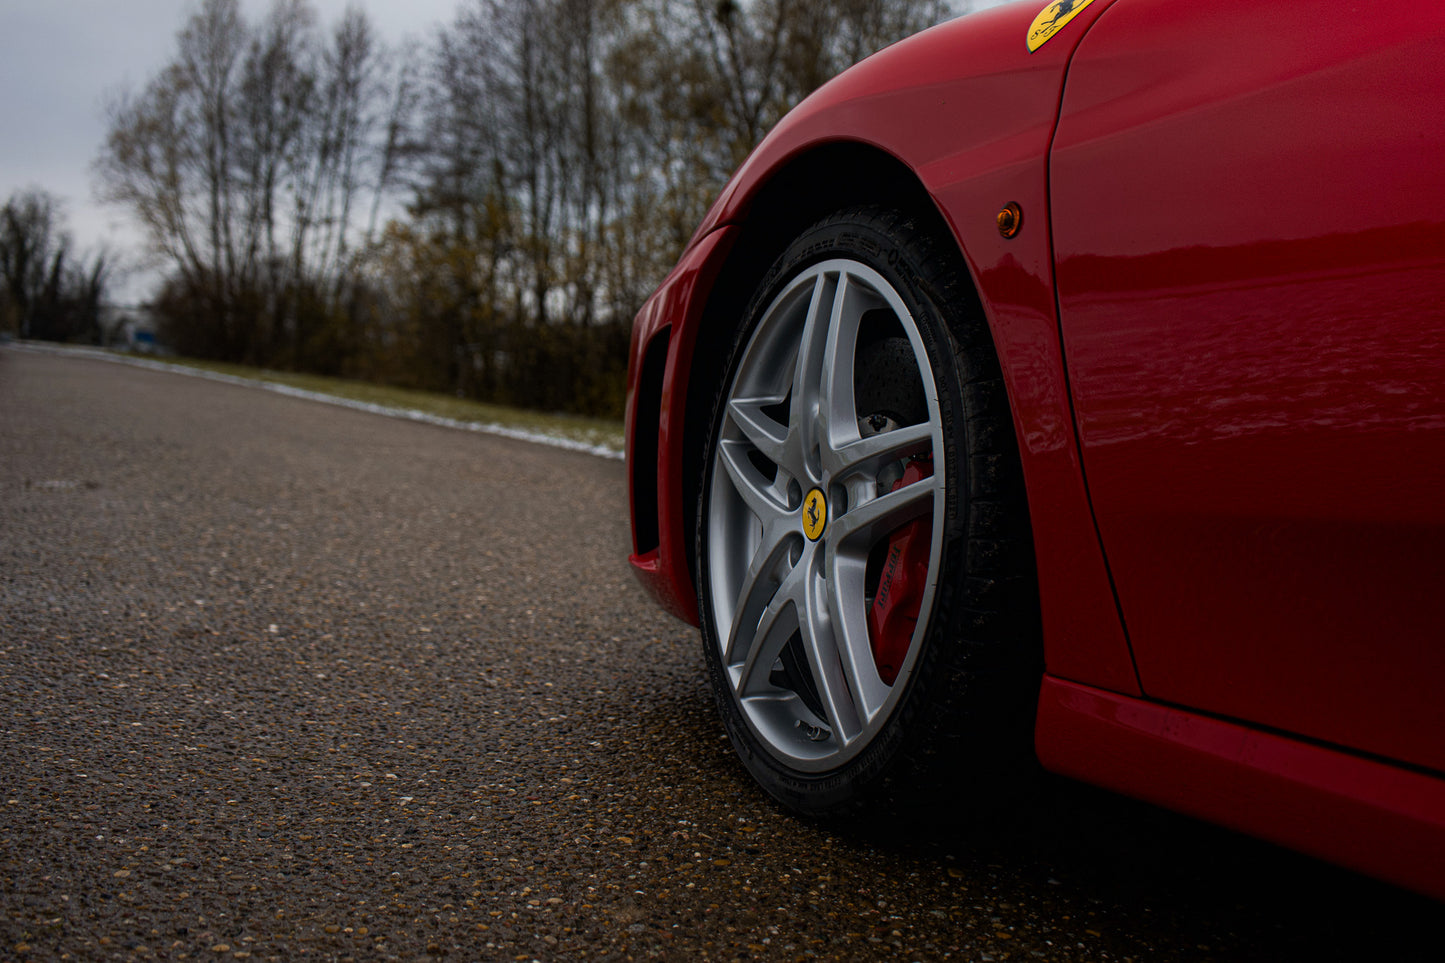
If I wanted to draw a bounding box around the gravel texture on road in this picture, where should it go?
[1,349,1437,962]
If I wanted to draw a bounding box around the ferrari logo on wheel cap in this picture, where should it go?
[802,489,827,541]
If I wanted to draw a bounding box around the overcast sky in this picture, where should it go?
[0,0,458,301]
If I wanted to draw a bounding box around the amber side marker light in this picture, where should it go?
[997,203,1023,239]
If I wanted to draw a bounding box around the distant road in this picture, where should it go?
[8,342,624,459]
[1,349,1437,961]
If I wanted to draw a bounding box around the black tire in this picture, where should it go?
[696,205,1040,815]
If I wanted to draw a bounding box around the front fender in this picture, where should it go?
[629,0,1139,695]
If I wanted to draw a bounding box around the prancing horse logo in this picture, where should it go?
[803,489,827,541]
[1026,0,1097,52]
[1041,0,1077,28]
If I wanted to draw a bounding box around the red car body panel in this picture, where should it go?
[1037,678,1445,900]
[627,225,738,626]
[1051,0,1445,775]
[626,0,1445,900]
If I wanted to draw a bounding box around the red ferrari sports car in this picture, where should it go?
[625,0,1445,900]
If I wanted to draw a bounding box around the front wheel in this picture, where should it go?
[697,207,1039,815]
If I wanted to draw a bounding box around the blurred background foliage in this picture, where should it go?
[8,0,962,418]
[1,189,111,345]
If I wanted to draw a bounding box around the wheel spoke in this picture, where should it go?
[733,565,804,696]
[795,557,863,743]
[831,471,937,552]
[826,553,894,725]
[825,421,932,481]
[717,436,790,522]
[817,273,871,450]
[725,395,790,469]
[721,524,797,666]
[786,546,872,740]
[787,273,835,476]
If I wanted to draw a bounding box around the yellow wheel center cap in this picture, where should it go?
[802,488,827,541]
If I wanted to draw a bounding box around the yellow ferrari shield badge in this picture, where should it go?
[802,489,827,541]
[1027,0,1097,52]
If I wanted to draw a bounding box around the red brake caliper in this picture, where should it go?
[866,457,933,685]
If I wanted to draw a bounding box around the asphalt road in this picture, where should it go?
[1,348,1438,962]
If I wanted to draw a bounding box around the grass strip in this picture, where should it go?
[12,343,625,457]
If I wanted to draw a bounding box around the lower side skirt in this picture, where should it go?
[1035,675,1445,901]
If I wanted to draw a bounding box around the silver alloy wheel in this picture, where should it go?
[703,257,946,772]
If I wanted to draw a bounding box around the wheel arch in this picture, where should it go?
[677,141,983,593]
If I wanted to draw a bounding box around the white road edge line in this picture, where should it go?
[5,342,625,461]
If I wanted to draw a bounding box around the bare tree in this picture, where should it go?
[96,0,409,366]
[236,0,316,312]
[1,188,111,343]
[1,189,60,337]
